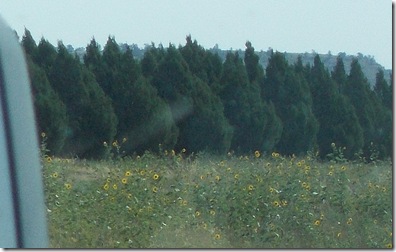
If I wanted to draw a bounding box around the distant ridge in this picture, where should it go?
[69,43,392,88]
[207,48,392,88]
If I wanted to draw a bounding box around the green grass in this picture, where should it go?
[42,148,392,248]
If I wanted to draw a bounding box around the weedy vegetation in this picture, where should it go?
[41,136,392,248]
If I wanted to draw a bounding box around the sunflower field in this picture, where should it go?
[42,141,392,248]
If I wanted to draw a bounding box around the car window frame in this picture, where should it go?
[0,16,48,248]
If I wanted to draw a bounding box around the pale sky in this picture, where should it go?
[0,0,392,69]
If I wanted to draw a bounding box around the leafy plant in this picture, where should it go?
[326,143,348,163]
[42,150,392,248]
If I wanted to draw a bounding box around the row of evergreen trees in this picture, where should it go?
[21,30,392,160]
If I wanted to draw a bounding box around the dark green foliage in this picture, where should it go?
[244,41,283,152]
[310,55,363,159]
[245,43,282,152]
[152,45,193,103]
[219,52,251,150]
[141,47,158,78]
[169,36,232,153]
[176,76,233,154]
[180,35,208,82]
[150,45,195,152]
[107,42,140,136]
[261,101,283,152]
[263,52,318,155]
[79,67,118,158]
[345,59,375,145]
[27,58,68,154]
[84,38,106,89]
[330,95,364,159]
[345,59,392,158]
[162,38,233,154]
[375,108,392,158]
[331,56,347,94]
[294,55,311,81]
[244,41,264,83]
[151,42,233,154]
[21,28,38,60]
[86,38,179,155]
[88,37,137,139]
[22,30,68,155]
[100,36,123,96]
[117,76,179,155]
[49,42,117,158]
[179,36,223,95]
[366,86,392,159]
[374,69,392,110]
[203,50,223,87]
[219,52,271,153]
[49,43,84,110]
[22,32,392,160]
[36,38,57,74]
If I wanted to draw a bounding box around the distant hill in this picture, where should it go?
[208,47,392,88]
[69,43,392,88]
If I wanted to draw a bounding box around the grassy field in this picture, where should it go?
[41,141,392,248]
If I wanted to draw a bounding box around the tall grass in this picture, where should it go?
[41,140,392,248]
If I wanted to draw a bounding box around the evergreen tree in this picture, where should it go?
[219,52,271,152]
[21,33,392,160]
[368,89,392,159]
[22,31,68,154]
[151,44,199,151]
[310,55,363,159]
[141,43,166,79]
[84,38,102,64]
[174,38,233,153]
[109,76,179,155]
[331,59,367,155]
[263,52,318,155]
[261,101,283,152]
[176,76,233,153]
[100,36,123,97]
[141,47,158,78]
[203,51,223,95]
[84,38,107,90]
[180,35,208,82]
[79,66,118,158]
[152,44,193,104]
[374,69,392,110]
[331,56,347,94]
[113,45,141,137]
[366,70,392,159]
[294,55,310,80]
[91,37,135,139]
[179,36,223,95]
[345,59,382,159]
[36,38,57,74]
[26,56,68,154]
[244,42,282,152]
[21,28,38,61]
[244,41,264,83]
[86,38,179,155]
[49,42,117,158]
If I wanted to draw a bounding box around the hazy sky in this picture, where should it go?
[0,0,392,69]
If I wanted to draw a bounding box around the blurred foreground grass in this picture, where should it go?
[42,149,392,248]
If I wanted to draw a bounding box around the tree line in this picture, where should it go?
[21,30,392,160]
